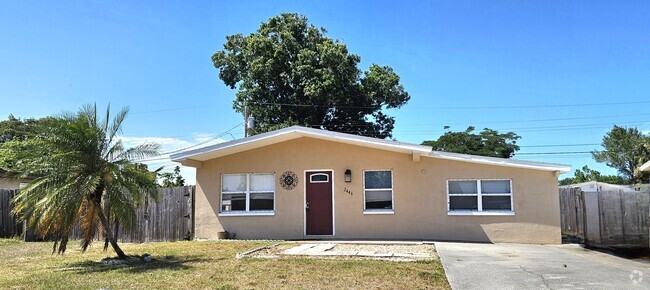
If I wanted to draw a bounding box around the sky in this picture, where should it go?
[2,1,650,184]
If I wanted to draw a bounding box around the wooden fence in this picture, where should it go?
[559,187,586,243]
[1,186,195,242]
[0,189,21,238]
[560,187,649,248]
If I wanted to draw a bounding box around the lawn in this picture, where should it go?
[0,239,449,289]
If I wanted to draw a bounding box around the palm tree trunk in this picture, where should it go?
[95,200,126,259]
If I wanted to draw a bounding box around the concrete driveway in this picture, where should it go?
[436,242,649,290]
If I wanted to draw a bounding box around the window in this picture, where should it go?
[221,173,275,214]
[310,173,329,183]
[364,170,393,212]
[447,179,513,214]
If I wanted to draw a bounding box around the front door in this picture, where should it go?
[305,171,333,235]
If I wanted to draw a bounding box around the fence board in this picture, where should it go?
[0,189,21,238]
[559,187,585,243]
[561,187,649,248]
[598,190,649,247]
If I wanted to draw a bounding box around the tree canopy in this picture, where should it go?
[0,105,160,258]
[592,125,650,184]
[160,166,185,187]
[0,114,63,144]
[422,126,521,158]
[212,13,410,138]
[559,165,629,186]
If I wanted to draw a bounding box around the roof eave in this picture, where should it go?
[426,151,571,173]
[170,126,431,162]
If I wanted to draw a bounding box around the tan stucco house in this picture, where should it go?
[0,169,22,190]
[171,126,570,244]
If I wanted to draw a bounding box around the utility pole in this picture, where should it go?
[244,105,248,137]
[244,105,255,137]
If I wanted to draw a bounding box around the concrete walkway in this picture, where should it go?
[436,242,650,290]
[281,243,434,260]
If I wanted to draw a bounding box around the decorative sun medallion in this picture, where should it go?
[280,171,298,190]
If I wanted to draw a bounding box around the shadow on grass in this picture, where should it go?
[59,255,219,274]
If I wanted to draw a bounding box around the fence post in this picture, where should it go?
[581,190,589,245]
[619,190,626,245]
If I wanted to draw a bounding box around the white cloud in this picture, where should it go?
[192,133,217,143]
[119,136,194,153]
[117,133,228,185]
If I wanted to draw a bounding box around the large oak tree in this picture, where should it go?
[212,13,410,138]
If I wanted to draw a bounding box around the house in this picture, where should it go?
[171,126,570,244]
[0,169,22,190]
[560,181,637,193]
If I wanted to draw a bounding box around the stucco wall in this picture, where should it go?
[0,178,20,190]
[194,137,561,244]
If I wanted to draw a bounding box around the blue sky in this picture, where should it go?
[2,1,650,184]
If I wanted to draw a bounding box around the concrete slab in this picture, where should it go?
[356,250,376,256]
[283,243,317,255]
[301,243,335,255]
[436,242,650,290]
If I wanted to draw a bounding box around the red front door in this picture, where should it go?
[306,171,333,235]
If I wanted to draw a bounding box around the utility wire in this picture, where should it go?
[132,123,243,163]
[250,100,650,110]
[129,99,650,115]
[304,112,650,127]
[519,143,601,148]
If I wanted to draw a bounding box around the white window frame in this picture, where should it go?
[219,173,275,216]
[309,173,329,183]
[446,179,514,216]
[363,169,395,214]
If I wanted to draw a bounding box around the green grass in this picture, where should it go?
[0,239,449,289]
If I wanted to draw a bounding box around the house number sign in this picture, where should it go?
[280,171,298,190]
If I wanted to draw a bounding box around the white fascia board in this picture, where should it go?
[171,126,432,162]
[640,160,650,172]
[426,151,571,173]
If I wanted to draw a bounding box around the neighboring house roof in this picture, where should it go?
[171,126,571,173]
[640,160,650,172]
[560,181,637,193]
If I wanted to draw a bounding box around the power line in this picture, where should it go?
[318,120,649,136]
[128,99,650,115]
[305,112,650,127]
[517,151,595,155]
[519,143,600,148]
[252,100,650,110]
[161,123,243,155]
[131,104,220,114]
[131,123,243,163]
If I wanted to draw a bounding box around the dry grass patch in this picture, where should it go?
[0,239,449,289]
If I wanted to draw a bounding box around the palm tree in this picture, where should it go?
[5,104,160,258]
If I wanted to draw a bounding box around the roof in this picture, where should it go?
[427,151,571,172]
[640,160,650,172]
[560,181,637,192]
[171,125,571,173]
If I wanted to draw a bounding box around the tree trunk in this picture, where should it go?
[95,200,127,259]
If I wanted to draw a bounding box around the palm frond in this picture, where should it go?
[105,106,129,151]
[115,143,161,162]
